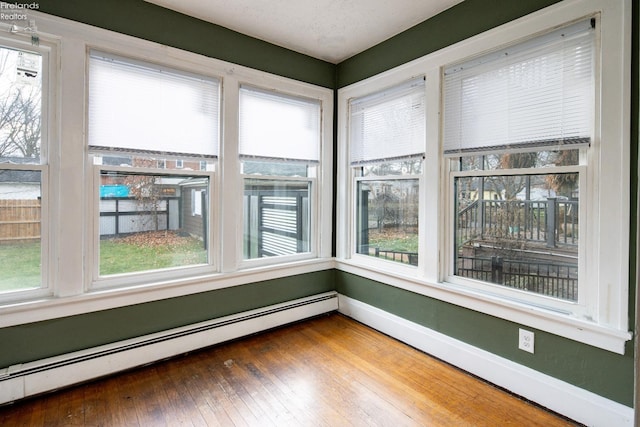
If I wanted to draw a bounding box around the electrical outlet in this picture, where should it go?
[518,329,535,353]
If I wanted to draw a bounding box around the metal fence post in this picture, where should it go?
[546,197,557,248]
[491,256,503,283]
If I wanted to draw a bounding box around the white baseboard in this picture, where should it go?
[337,294,633,427]
[0,291,338,406]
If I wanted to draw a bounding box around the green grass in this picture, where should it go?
[0,234,207,292]
[0,242,41,291]
[368,228,419,253]
[100,236,207,276]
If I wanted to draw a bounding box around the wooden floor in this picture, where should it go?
[0,313,577,426]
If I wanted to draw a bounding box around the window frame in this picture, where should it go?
[86,51,222,290]
[351,167,423,275]
[236,83,329,269]
[0,11,333,328]
[337,0,632,353]
[0,34,57,304]
[346,78,426,273]
[444,156,589,315]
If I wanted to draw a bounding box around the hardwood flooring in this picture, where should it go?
[0,313,578,426]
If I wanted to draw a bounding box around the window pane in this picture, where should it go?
[460,150,580,171]
[99,171,208,276]
[0,170,41,292]
[0,47,42,164]
[454,173,579,301]
[357,159,423,177]
[356,179,419,265]
[243,179,310,259]
[242,160,309,177]
[93,154,216,172]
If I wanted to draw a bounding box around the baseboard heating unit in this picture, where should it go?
[0,291,338,405]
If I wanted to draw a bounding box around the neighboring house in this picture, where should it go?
[0,169,40,200]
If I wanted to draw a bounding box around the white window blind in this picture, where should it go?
[443,19,595,156]
[88,51,220,159]
[349,77,425,166]
[239,85,321,163]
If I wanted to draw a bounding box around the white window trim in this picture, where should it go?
[0,32,58,305]
[0,11,333,326]
[337,0,631,353]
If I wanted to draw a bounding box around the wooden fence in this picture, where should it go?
[0,199,41,244]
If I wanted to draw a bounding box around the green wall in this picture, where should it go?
[36,0,336,89]
[0,270,334,367]
[337,0,563,88]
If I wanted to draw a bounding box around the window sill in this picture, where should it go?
[335,260,632,354]
[0,258,335,328]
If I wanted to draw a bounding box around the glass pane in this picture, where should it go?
[460,150,580,171]
[243,179,311,259]
[242,160,309,177]
[454,173,579,301]
[0,170,41,292]
[357,159,422,177]
[0,47,42,164]
[356,179,419,265]
[99,171,208,276]
[93,154,216,171]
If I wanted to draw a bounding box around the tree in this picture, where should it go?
[123,158,165,234]
[485,152,538,200]
[546,150,579,198]
[0,49,41,161]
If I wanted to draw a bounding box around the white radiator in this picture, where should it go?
[0,291,338,405]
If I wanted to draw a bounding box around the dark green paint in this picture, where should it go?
[36,0,336,89]
[335,271,634,406]
[0,270,333,367]
[337,0,562,88]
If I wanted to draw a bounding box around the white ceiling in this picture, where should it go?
[145,0,464,63]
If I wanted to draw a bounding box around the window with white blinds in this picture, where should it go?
[239,85,321,163]
[88,51,220,159]
[349,77,425,165]
[443,19,595,156]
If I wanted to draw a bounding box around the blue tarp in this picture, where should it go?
[100,184,129,198]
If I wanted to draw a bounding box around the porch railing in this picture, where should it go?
[457,197,578,248]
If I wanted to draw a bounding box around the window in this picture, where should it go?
[0,43,48,299]
[443,19,593,309]
[337,0,630,352]
[239,85,321,261]
[349,77,425,266]
[88,51,219,282]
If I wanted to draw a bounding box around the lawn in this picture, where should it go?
[368,227,418,253]
[100,231,207,275]
[0,241,41,291]
[0,232,207,292]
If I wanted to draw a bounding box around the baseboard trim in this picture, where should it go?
[337,294,633,427]
[0,291,338,405]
